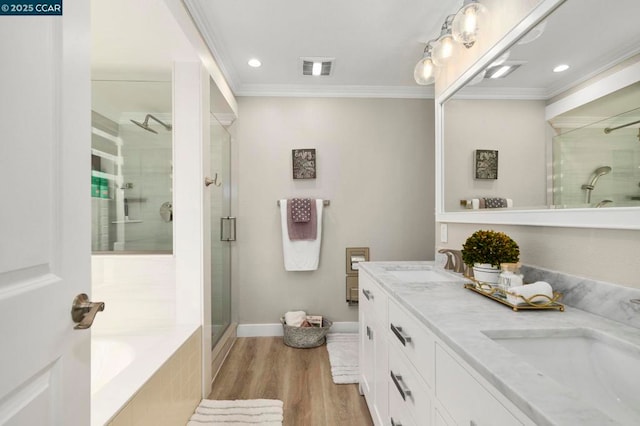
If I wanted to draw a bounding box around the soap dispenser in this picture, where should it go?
[498,263,523,294]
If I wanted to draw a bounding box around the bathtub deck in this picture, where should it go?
[209,336,373,426]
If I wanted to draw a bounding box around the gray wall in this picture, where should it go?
[444,99,547,210]
[234,97,435,324]
[437,223,640,289]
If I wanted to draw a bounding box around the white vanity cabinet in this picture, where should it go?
[359,266,534,426]
[359,270,389,426]
[434,343,526,426]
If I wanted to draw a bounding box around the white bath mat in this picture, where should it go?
[187,399,283,425]
[326,333,359,384]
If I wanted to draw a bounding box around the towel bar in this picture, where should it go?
[277,199,330,206]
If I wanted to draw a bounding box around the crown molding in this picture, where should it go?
[183,0,239,93]
[454,86,549,100]
[235,84,434,99]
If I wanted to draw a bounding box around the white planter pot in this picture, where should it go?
[472,263,501,285]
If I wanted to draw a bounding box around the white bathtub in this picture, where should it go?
[91,326,198,426]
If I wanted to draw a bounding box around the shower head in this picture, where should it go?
[581,166,612,204]
[130,114,172,134]
[130,118,158,134]
[589,166,612,187]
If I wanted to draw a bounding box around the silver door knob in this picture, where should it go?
[71,293,105,329]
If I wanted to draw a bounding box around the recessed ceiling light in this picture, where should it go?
[248,58,262,68]
[553,64,570,73]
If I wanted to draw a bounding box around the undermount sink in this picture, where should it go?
[386,268,460,283]
[484,328,640,425]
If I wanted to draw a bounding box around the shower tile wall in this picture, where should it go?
[553,127,640,207]
[91,255,176,332]
[117,123,173,251]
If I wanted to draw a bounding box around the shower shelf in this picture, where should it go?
[111,219,143,224]
[91,170,117,181]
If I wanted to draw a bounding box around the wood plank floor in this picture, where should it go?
[208,337,373,426]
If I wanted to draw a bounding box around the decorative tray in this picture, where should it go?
[464,281,564,312]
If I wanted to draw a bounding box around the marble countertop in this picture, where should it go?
[359,261,640,426]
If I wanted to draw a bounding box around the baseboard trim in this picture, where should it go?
[237,321,359,337]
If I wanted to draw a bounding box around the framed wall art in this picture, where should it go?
[292,148,316,179]
[474,149,498,180]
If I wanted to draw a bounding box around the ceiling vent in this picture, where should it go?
[300,57,334,76]
[484,62,524,79]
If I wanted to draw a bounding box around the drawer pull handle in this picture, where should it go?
[390,371,412,401]
[391,418,402,426]
[366,325,373,340]
[390,323,412,346]
[362,288,373,300]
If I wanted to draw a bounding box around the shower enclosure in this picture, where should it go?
[91,80,173,252]
[210,113,233,348]
[552,106,640,208]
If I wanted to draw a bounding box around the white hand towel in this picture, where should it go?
[284,310,307,327]
[507,281,554,305]
[280,199,323,271]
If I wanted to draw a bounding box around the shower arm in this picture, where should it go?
[145,114,172,131]
[603,119,640,134]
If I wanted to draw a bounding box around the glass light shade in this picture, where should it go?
[517,20,547,45]
[452,1,489,48]
[432,34,457,67]
[414,55,439,85]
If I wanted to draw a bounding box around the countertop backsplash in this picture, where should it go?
[521,264,640,330]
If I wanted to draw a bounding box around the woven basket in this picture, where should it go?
[280,317,333,348]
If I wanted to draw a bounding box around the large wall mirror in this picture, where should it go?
[436,0,640,229]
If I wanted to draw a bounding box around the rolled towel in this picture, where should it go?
[284,310,306,327]
[507,281,554,305]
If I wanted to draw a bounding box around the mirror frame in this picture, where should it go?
[435,0,640,230]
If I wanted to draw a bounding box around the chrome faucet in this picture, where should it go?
[438,249,468,275]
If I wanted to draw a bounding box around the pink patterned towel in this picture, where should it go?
[287,199,317,241]
[291,198,312,223]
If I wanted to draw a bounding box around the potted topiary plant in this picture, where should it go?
[461,229,520,285]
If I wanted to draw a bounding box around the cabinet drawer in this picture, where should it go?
[435,344,523,426]
[388,345,431,426]
[388,381,418,426]
[360,270,388,324]
[388,299,435,387]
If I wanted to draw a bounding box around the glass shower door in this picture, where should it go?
[210,115,232,348]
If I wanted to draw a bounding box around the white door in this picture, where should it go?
[0,2,92,425]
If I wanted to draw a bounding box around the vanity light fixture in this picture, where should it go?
[414,42,440,85]
[553,64,570,73]
[432,15,458,66]
[411,1,490,86]
[517,20,547,45]
[248,58,262,68]
[452,0,489,48]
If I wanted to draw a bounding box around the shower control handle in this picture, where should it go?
[71,293,105,330]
